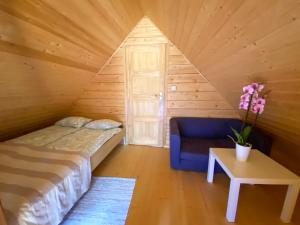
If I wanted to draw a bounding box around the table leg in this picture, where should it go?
[226,179,241,222]
[280,184,300,223]
[207,152,215,183]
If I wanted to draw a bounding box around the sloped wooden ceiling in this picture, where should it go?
[0,0,143,140]
[139,0,300,145]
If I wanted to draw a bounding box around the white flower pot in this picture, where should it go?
[235,143,251,161]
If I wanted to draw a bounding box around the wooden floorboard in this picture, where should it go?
[93,145,300,225]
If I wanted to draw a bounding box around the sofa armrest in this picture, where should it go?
[170,118,180,137]
[170,118,181,169]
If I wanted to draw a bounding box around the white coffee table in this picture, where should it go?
[207,148,300,223]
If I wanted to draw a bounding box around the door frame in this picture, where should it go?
[125,43,167,147]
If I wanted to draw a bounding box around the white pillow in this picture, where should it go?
[55,116,92,128]
[84,119,122,130]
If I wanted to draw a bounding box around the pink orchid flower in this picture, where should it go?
[256,97,266,106]
[252,103,265,114]
[244,82,264,94]
[239,83,267,113]
[251,82,259,90]
[258,84,264,92]
[251,93,259,103]
[243,85,255,94]
[234,82,267,146]
[240,93,251,102]
[233,82,267,146]
[239,101,249,110]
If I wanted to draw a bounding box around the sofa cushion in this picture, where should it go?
[180,137,234,160]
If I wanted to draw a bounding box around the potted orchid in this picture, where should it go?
[229,82,267,161]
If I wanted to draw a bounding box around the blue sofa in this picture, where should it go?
[170,117,273,172]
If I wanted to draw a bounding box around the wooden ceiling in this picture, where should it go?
[1,0,300,145]
[0,0,142,140]
[139,0,300,144]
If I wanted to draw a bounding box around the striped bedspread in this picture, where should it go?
[0,143,91,225]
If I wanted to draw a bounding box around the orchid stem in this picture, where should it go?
[252,110,259,129]
[241,93,253,132]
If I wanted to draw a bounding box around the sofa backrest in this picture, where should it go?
[173,117,242,139]
[171,117,273,155]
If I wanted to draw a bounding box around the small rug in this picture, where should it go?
[61,177,136,225]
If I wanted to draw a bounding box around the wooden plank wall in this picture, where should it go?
[139,0,300,169]
[0,0,142,141]
[271,138,300,175]
[71,18,239,146]
[70,48,126,123]
[139,0,300,142]
[70,18,169,125]
[166,43,238,145]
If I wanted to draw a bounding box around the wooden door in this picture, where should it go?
[126,45,166,147]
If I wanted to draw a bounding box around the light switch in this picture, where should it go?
[171,85,177,92]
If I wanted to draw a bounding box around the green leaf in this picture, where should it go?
[231,128,243,145]
[241,126,252,143]
[227,135,236,144]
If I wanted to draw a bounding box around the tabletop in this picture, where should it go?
[210,148,300,184]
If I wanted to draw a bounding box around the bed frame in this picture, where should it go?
[90,128,125,171]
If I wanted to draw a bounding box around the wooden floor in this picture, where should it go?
[93,145,300,225]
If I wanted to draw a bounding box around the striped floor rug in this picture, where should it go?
[61,177,136,225]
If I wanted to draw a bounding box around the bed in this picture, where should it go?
[8,125,125,171]
[1,118,125,225]
[0,143,91,225]
[45,127,125,170]
[8,126,80,147]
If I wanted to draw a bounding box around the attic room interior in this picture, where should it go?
[0,0,300,225]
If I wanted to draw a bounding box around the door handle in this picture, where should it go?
[154,92,163,100]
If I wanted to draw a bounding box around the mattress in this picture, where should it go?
[0,143,91,225]
[7,125,80,146]
[45,128,122,157]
